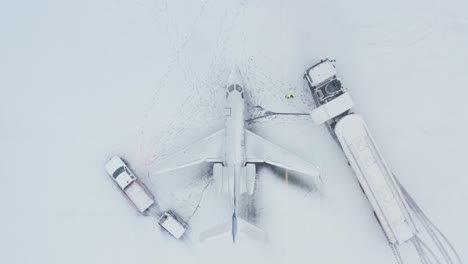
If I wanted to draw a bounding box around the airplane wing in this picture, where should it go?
[244,129,320,178]
[151,129,225,174]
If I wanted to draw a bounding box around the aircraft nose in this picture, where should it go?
[227,65,243,87]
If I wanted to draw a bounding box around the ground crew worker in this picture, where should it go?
[285,93,294,99]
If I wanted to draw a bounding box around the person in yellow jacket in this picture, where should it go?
[285,93,294,99]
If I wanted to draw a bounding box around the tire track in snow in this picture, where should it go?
[140,0,214,168]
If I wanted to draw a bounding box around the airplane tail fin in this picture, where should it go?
[199,218,267,243]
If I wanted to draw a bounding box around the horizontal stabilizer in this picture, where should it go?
[237,219,268,242]
[199,221,232,242]
[199,218,267,243]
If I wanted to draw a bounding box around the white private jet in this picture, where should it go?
[152,66,320,242]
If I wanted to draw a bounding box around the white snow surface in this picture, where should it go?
[1,0,467,263]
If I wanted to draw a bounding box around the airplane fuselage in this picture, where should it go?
[224,89,245,168]
[224,81,246,211]
[223,68,247,242]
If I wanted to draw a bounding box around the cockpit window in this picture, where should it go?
[236,85,243,92]
[227,85,235,92]
[112,166,125,179]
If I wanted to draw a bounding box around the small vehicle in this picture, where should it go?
[105,156,155,214]
[158,211,188,239]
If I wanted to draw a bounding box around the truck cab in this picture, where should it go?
[304,59,354,126]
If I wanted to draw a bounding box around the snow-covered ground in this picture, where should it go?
[1,0,467,263]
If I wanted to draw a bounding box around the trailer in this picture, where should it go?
[158,211,188,239]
